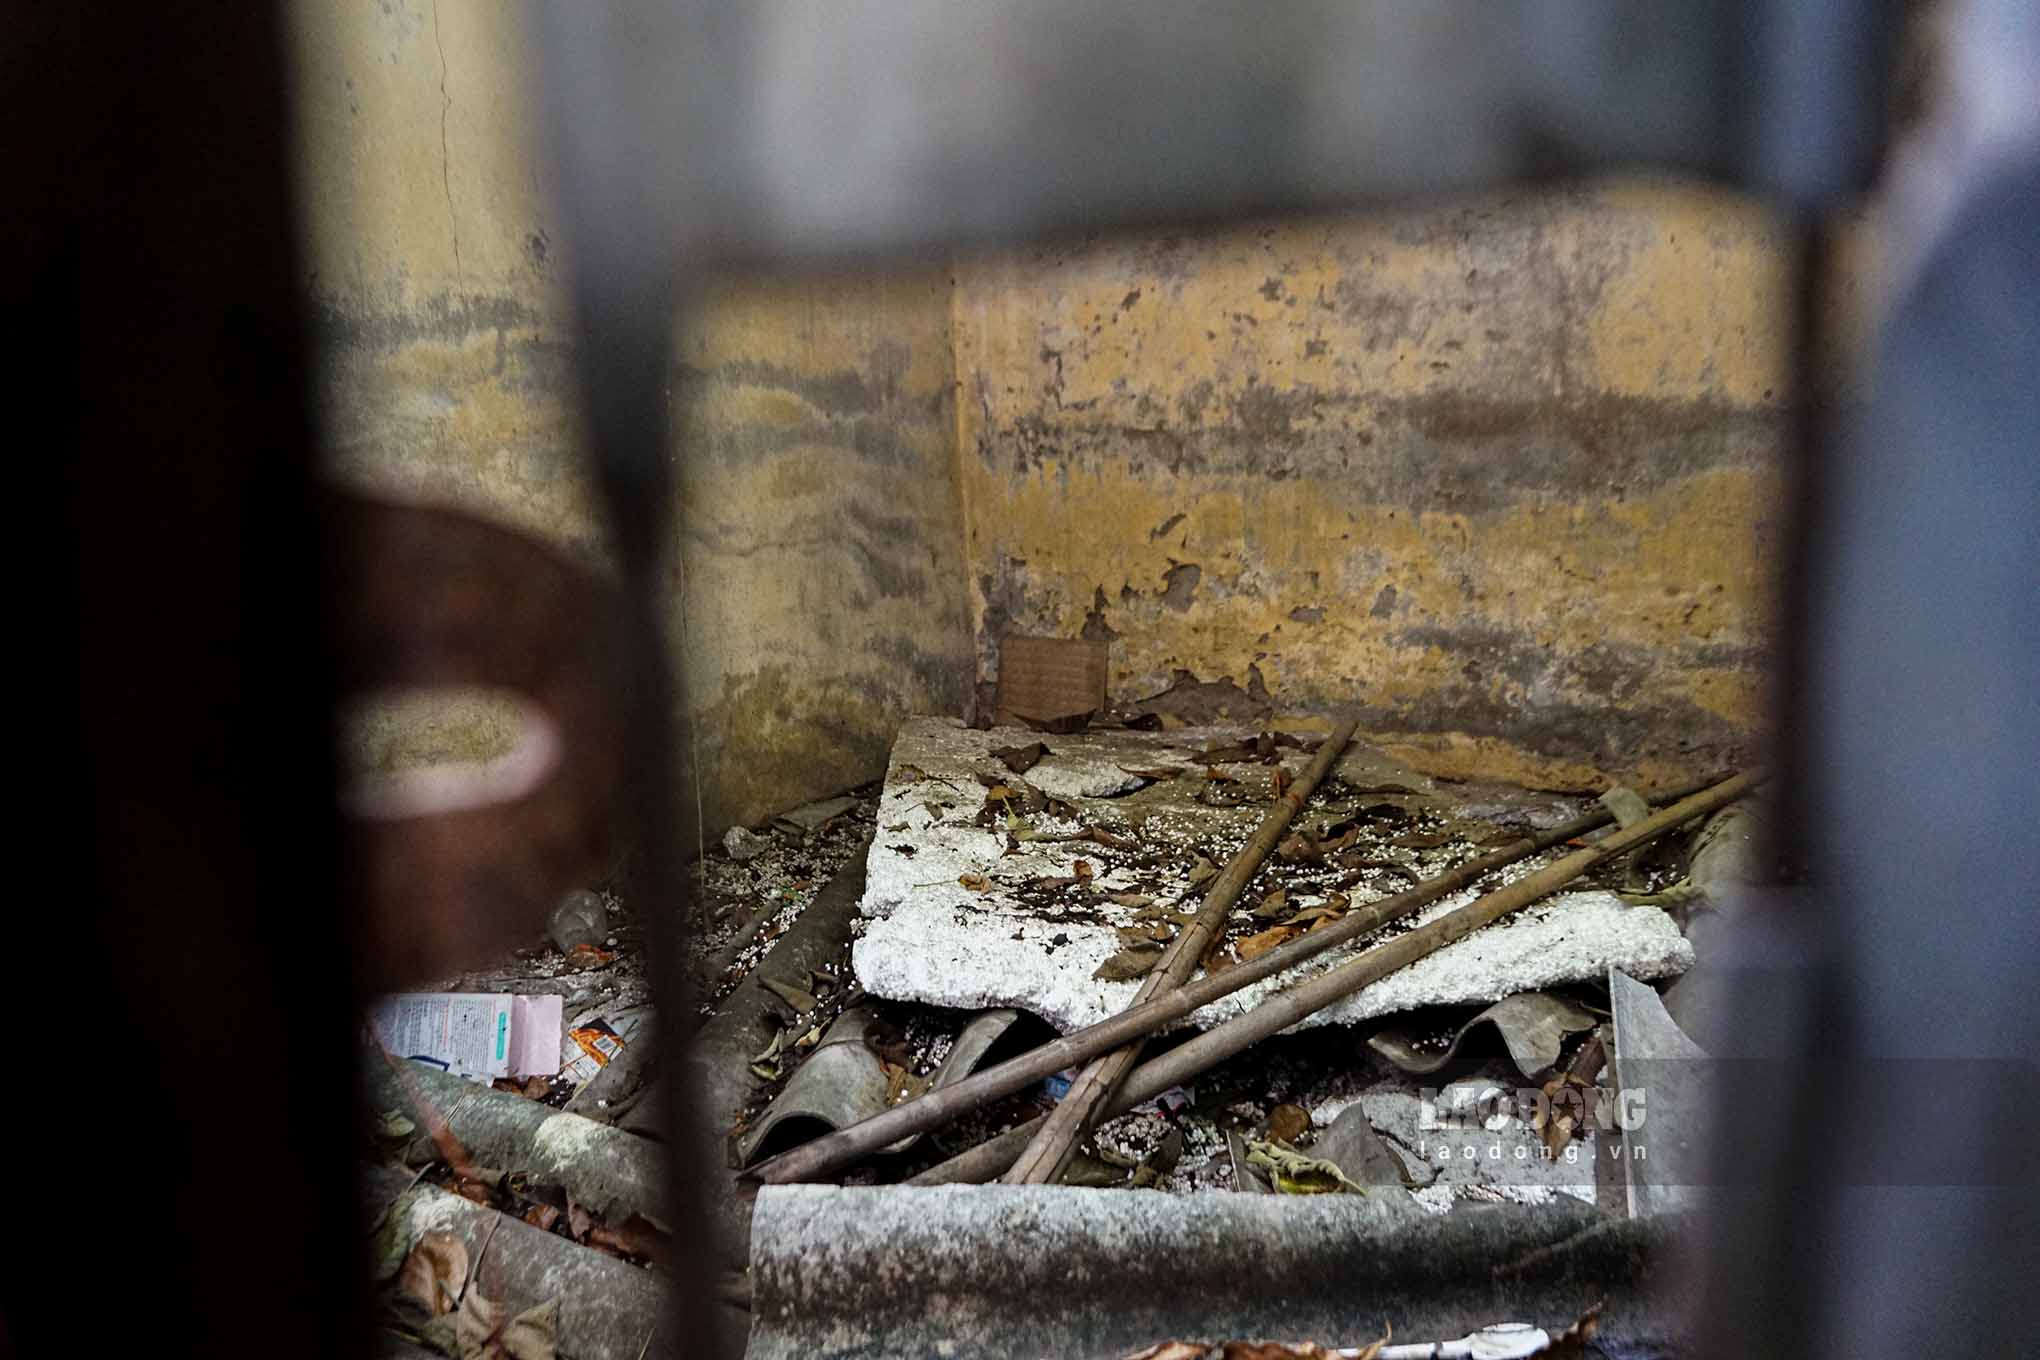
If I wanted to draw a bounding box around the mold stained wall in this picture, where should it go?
[288,1,973,835]
[954,186,1800,789]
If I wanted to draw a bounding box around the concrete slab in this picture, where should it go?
[853,718,1693,1032]
[746,1183,1691,1360]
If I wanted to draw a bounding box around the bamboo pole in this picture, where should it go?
[909,770,1758,1185]
[1002,718,1360,1184]
[746,768,1733,1186]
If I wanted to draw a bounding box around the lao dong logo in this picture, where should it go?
[1414,1082,1650,1166]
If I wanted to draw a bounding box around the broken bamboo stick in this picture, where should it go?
[910,770,1759,1184]
[1000,718,1361,1184]
[746,769,1734,1186]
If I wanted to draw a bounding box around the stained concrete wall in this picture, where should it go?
[953,185,1795,789]
[291,2,1799,820]
[671,269,975,840]
[288,1,973,836]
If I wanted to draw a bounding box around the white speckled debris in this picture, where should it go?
[852,718,1694,1033]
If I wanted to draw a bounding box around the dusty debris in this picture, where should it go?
[772,794,859,839]
[1004,721,1361,1185]
[723,824,772,861]
[854,718,1701,1034]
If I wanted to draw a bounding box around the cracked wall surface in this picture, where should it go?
[953,188,1797,788]
[288,2,973,836]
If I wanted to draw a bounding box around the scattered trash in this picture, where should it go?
[723,825,772,861]
[558,1004,651,1091]
[546,889,609,956]
[1368,993,1600,1080]
[370,992,563,1082]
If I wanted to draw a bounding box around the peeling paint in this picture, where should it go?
[954,185,1794,786]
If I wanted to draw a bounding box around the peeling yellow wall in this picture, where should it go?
[289,2,973,834]
[954,185,1794,787]
[672,268,975,837]
[291,2,1803,810]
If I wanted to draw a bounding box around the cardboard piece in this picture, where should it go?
[994,636,1108,728]
[369,992,564,1082]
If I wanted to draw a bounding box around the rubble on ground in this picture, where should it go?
[851,718,1693,1033]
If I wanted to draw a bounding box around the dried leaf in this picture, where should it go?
[1186,855,1218,887]
[958,873,992,892]
[1541,1302,1603,1358]
[1108,892,1156,909]
[1236,925,1303,962]
[1266,1103,1311,1145]
[1280,893,1349,927]
[991,741,1051,774]
[1244,1139,1365,1194]
[1116,925,1171,947]
[1280,832,1326,864]
[520,1204,561,1232]
[1250,888,1291,920]
[1074,859,1094,881]
[757,976,819,1013]
[396,1231,468,1317]
[421,1290,559,1360]
[450,1177,493,1206]
[1118,1343,1207,1360]
[565,1197,593,1242]
[1095,946,1165,981]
